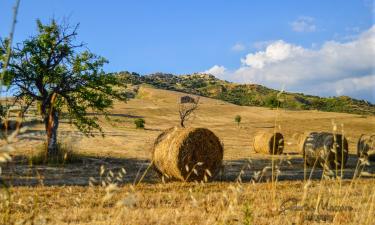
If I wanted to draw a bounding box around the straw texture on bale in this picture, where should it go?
[294,132,317,154]
[152,127,223,181]
[357,134,375,161]
[303,132,348,168]
[253,132,284,154]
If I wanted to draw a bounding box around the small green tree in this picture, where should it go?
[1,19,127,160]
[264,95,279,109]
[134,118,145,129]
[234,115,241,127]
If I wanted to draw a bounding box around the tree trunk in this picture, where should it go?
[45,108,59,160]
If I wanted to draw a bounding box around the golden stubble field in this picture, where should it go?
[1,86,375,224]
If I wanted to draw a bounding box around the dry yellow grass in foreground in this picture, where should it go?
[4,180,375,225]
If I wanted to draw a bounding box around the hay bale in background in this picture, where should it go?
[293,132,317,154]
[152,127,223,181]
[357,134,375,161]
[303,132,348,168]
[253,132,284,154]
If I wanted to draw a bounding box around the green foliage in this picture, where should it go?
[264,95,280,108]
[134,118,145,129]
[234,115,241,126]
[1,19,127,137]
[115,72,375,115]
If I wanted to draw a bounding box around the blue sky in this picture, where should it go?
[1,0,374,101]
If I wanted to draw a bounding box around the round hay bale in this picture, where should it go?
[152,127,223,181]
[294,132,317,154]
[357,134,375,161]
[303,132,348,168]
[253,132,284,154]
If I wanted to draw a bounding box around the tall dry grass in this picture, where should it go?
[0,1,22,223]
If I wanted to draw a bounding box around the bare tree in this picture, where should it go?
[178,96,199,128]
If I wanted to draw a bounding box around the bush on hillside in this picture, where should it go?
[134,118,145,129]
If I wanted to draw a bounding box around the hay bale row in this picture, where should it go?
[303,132,348,168]
[253,131,284,155]
[357,134,375,161]
[151,127,369,182]
[152,127,223,181]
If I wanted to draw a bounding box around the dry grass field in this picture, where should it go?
[1,86,375,224]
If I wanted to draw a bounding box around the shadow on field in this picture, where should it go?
[2,156,159,187]
[2,154,374,186]
[220,153,375,182]
[86,112,144,118]
[16,129,141,140]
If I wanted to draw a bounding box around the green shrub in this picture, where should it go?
[134,118,145,129]
[234,115,241,127]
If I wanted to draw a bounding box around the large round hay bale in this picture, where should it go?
[253,132,284,154]
[357,134,375,161]
[152,127,223,181]
[303,132,348,168]
[294,132,317,154]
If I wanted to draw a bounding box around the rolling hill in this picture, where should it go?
[114,71,375,115]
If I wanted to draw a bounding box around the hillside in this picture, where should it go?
[114,71,375,115]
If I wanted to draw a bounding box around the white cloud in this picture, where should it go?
[241,40,305,69]
[331,75,375,96]
[204,26,375,102]
[290,16,317,33]
[231,43,246,51]
[203,65,227,78]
